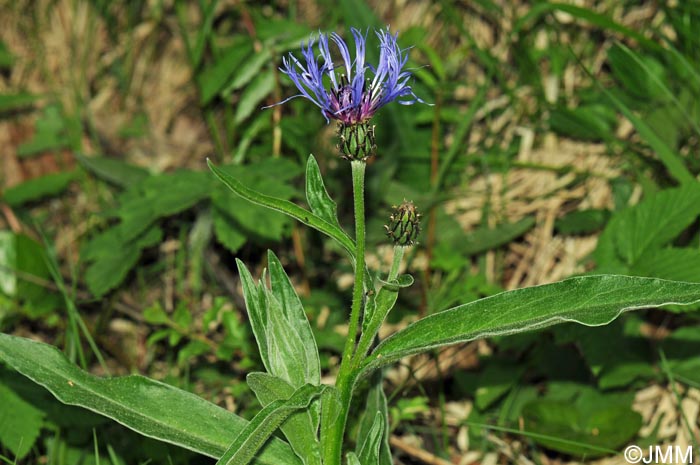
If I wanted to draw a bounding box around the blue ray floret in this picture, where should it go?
[274,27,428,125]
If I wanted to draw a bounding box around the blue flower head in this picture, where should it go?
[274,27,428,126]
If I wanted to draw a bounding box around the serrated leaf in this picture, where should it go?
[305,155,342,230]
[632,248,700,282]
[76,154,149,188]
[361,275,700,376]
[247,373,321,465]
[0,334,301,464]
[594,185,700,269]
[83,225,163,297]
[0,381,45,459]
[215,383,324,465]
[523,389,641,457]
[117,170,211,241]
[2,171,77,206]
[212,208,247,253]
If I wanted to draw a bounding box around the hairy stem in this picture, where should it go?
[388,246,405,281]
[324,160,366,465]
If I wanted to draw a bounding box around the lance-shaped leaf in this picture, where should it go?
[247,372,321,465]
[305,155,342,230]
[356,371,392,465]
[210,158,373,287]
[215,383,325,465]
[236,251,320,388]
[361,275,700,376]
[0,334,300,465]
[208,160,354,259]
[356,413,384,465]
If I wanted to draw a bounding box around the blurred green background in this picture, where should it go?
[1,0,700,463]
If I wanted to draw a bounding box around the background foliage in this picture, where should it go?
[1,0,699,463]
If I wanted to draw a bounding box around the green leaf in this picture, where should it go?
[361,275,700,376]
[247,373,321,465]
[234,69,275,123]
[0,40,14,68]
[607,43,668,102]
[356,413,383,465]
[208,160,355,259]
[17,104,80,158]
[212,208,247,253]
[117,170,212,241]
[222,48,272,96]
[76,154,149,188]
[305,155,342,230]
[358,286,399,358]
[215,384,324,465]
[0,334,301,464]
[83,225,163,297]
[267,251,321,385]
[555,209,610,235]
[356,372,392,465]
[236,253,320,388]
[0,381,45,459]
[555,322,654,389]
[0,92,39,112]
[632,248,700,283]
[0,232,57,315]
[2,171,77,206]
[346,452,362,465]
[523,388,641,457]
[515,3,659,51]
[593,185,700,269]
[549,105,616,141]
[197,39,253,105]
[440,216,536,258]
[594,71,694,184]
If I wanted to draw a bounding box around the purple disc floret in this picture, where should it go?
[271,27,428,125]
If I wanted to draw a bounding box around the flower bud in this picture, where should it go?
[337,121,376,161]
[385,200,421,246]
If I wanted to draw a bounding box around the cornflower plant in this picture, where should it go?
[2,26,700,465]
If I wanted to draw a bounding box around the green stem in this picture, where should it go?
[351,245,405,370]
[388,246,405,281]
[324,160,366,465]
